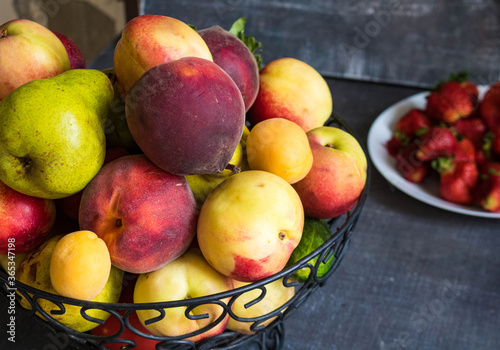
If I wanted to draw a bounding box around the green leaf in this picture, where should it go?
[431,70,470,91]
[448,70,469,83]
[229,17,263,69]
[229,17,246,36]
[187,23,197,31]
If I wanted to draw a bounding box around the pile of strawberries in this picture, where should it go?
[387,73,500,212]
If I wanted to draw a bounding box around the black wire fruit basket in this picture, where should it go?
[0,114,370,350]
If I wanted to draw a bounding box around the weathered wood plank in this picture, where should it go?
[141,0,500,88]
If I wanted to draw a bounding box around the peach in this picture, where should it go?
[56,147,130,222]
[247,58,332,132]
[79,154,198,274]
[113,14,212,97]
[126,57,245,176]
[50,230,111,301]
[0,19,70,100]
[246,118,313,184]
[293,126,367,219]
[197,170,304,282]
[198,25,259,111]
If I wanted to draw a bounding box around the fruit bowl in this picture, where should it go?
[0,114,369,350]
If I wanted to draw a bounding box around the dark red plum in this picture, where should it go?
[125,57,245,176]
[199,25,259,112]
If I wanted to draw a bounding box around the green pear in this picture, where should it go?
[0,69,114,199]
[16,234,124,332]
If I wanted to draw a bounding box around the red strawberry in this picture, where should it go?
[386,135,404,157]
[475,162,500,212]
[479,82,500,132]
[438,161,479,205]
[453,118,487,150]
[426,81,474,124]
[454,138,476,163]
[386,109,432,157]
[395,109,432,137]
[460,81,479,102]
[415,126,458,161]
[395,142,431,183]
[492,130,500,155]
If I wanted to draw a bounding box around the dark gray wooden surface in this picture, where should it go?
[138,0,500,88]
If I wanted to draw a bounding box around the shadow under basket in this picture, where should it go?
[0,114,370,350]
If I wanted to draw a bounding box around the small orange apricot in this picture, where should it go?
[50,230,111,301]
[246,118,313,184]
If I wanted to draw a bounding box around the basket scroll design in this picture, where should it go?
[0,114,369,350]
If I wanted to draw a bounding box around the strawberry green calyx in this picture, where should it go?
[415,126,429,137]
[229,17,263,69]
[393,130,410,146]
[482,131,494,159]
[431,157,454,174]
[431,70,470,91]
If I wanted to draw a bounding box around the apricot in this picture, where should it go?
[246,118,313,184]
[50,230,111,301]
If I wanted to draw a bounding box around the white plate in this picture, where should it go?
[367,85,500,218]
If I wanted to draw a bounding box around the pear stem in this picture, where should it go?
[1,30,7,38]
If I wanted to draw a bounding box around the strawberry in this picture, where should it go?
[475,162,500,212]
[386,135,404,157]
[395,142,430,183]
[395,108,432,137]
[492,129,500,155]
[386,109,432,157]
[453,138,476,163]
[425,81,475,124]
[415,126,457,161]
[453,117,487,150]
[437,161,479,205]
[461,81,479,103]
[479,82,500,132]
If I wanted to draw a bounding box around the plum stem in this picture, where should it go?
[116,218,123,227]
[225,163,241,174]
[325,143,335,149]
